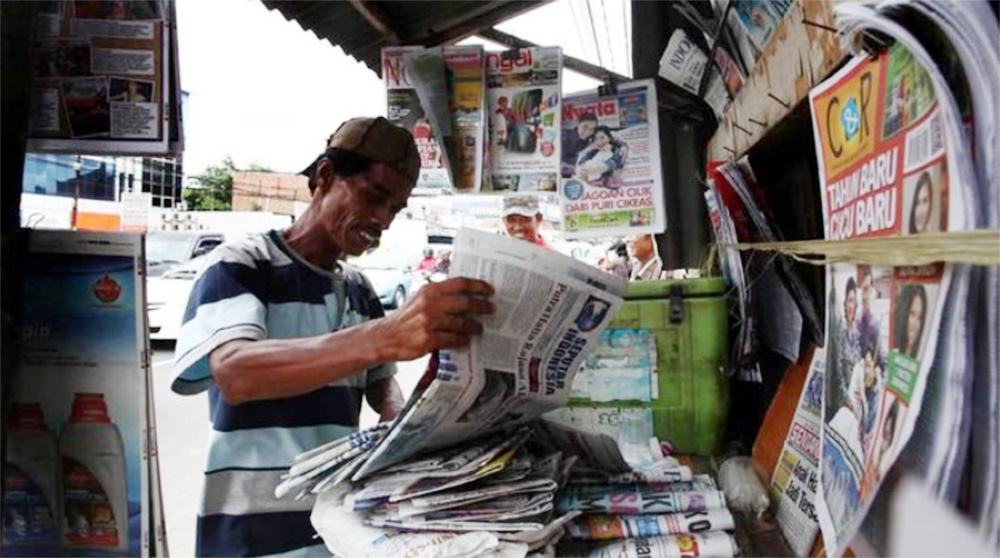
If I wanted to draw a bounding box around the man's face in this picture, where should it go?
[578,120,596,140]
[626,234,653,261]
[504,213,541,243]
[314,160,412,256]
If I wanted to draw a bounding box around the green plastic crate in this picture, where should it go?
[569,277,730,455]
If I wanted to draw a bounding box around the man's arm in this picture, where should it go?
[208,278,493,405]
[366,377,405,422]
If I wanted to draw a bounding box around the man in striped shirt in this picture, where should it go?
[171,117,493,557]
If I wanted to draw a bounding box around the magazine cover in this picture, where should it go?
[560,79,666,239]
[485,47,562,193]
[382,47,452,190]
[443,46,486,193]
[3,231,149,557]
[809,43,963,557]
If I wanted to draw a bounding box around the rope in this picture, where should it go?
[719,229,1000,267]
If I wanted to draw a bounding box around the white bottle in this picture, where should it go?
[59,393,129,552]
[2,402,61,547]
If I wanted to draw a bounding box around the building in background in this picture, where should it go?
[231,171,311,218]
[21,152,184,230]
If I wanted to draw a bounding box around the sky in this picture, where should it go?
[176,0,631,179]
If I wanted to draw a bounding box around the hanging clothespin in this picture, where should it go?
[501,47,520,62]
[856,29,892,60]
[598,74,618,98]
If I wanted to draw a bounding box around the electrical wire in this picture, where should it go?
[599,0,617,73]
[584,0,605,69]
[568,0,593,65]
[621,0,632,76]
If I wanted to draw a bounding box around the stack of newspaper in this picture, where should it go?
[553,455,740,557]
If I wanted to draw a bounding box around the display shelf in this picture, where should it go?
[707,0,846,162]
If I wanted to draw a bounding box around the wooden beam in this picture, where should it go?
[477,27,628,83]
[348,0,400,44]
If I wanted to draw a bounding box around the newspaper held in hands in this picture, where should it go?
[354,228,627,479]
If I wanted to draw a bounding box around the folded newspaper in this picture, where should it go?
[356,227,630,478]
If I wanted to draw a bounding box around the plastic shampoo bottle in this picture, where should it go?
[59,393,129,552]
[2,403,61,547]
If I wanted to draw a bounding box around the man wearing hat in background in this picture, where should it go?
[502,195,555,249]
[171,117,494,557]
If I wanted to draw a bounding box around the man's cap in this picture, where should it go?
[502,195,541,218]
[301,117,420,185]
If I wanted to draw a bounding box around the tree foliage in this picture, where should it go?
[184,158,276,211]
[184,157,235,211]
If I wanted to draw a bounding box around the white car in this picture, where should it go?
[147,256,205,341]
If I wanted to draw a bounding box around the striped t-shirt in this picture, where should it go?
[171,230,395,557]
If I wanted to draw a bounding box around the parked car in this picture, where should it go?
[146,232,225,277]
[354,251,416,309]
[147,256,204,341]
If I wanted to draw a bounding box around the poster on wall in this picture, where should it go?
[560,79,666,239]
[485,47,562,194]
[809,43,967,557]
[26,0,174,155]
[2,231,150,557]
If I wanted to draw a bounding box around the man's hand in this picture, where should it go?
[373,277,494,362]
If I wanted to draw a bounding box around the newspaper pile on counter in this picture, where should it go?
[555,465,740,557]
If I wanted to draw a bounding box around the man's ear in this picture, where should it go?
[314,158,336,194]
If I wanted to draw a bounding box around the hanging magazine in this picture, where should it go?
[560,79,667,239]
[809,38,973,556]
[382,47,452,190]
[443,46,487,192]
[485,47,562,193]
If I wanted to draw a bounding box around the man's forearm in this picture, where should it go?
[209,320,389,405]
[366,377,405,421]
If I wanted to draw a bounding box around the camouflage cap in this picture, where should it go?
[302,117,420,185]
[502,195,542,218]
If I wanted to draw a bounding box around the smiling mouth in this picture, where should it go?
[358,229,381,244]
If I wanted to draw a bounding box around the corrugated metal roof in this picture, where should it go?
[260,1,546,75]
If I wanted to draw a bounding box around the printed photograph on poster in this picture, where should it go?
[890,272,940,359]
[486,47,561,193]
[882,44,935,140]
[34,39,91,79]
[73,0,162,21]
[901,159,947,235]
[110,77,154,103]
[61,77,110,138]
[30,88,61,133]
[560,80,665,239]
[92,48,155,76]
[824,264,891,429]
